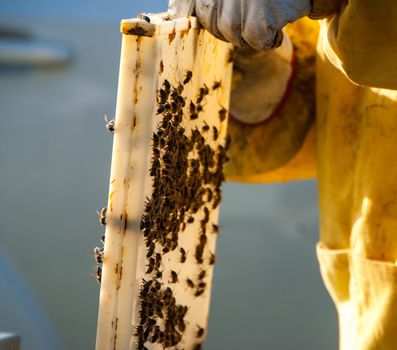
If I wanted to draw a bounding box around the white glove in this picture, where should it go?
[168,0,311,50]
[231,32,294,124]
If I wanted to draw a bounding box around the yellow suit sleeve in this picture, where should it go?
[316,38,397,349]
[322,0,397,89]
[315,8,397,347]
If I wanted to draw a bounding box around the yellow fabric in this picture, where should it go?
[315,27,397,349]
[225,18,318,182]
[323,0,397,89]
[238,126,316,183]
[317,246,397,350]
[316,35,397,259]
[225,5,397,349]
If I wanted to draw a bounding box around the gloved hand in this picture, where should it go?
[168,0,311,50]
[230,32,294,124]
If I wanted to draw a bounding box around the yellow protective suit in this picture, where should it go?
[225,3,397,349]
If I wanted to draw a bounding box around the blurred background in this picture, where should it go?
[0,1,337,349]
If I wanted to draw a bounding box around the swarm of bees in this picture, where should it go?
[95,69,231,349]
[133,72,230,349]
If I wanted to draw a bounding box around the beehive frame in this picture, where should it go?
[95,14,233,350]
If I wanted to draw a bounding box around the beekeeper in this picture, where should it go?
[169,1,397,349]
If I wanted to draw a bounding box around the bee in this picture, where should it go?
[180,248,186,263]
[140,217,147,231]
[177,95,186,107]
[197,134,205,147]
[212,126,219,141]
[202,123,210,132]
[164,287,172,299]
[104,115,115,132]
[94,247,103,264]
[170,270,178,283]
[134,325,144,338]
[170,239,178,252]
[170,101,178,113]
[203,207,210,221]
[138,13,151,22]
[155,253,161,270]
[152,325,162,342]
[154,279,161,291]
[194,289,204,297]
[176,83,184,94]
[212,81,221,90]
[196,326,204,338]
[183,70,193,85]
[152,147,160,159]
[206,188,213,202]
[212,194,222,209]
[189,101,196,113]
[157,105,166,115]
[146,258,155,274]
[187,216,194,224]
[158,331,165,344]
[177,319,186,332]
[150,167,159,177]
[98,207,107,226]
[141,278,152,293]
[143,327,150,343]
[152,158,161,169]
[198,269,206,280]
[146,242,155,258]
[164,103,172,112]
[209,252,216,265]
[197,85,209,104]
[96,265,102,284]
[199,234,207,245]
[158,89,170,105]
[179,305,188,316]
[198,281,206,289]
[212,224,219,234]
[151,331,159,343]
[100,233,105,243]
[163,79,171,91]
[186,278,195,288]
[161,119,170,130]
[218,107,227,122]
[173,111,183,124]
[195,245,204,264]
[152,133,160,147]
[190,113,199,120]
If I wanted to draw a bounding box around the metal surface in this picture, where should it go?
[0,333,20,350]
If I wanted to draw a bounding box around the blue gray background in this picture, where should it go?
[0,1,337,349]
